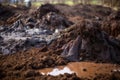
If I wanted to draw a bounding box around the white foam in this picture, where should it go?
[41,67,74,76]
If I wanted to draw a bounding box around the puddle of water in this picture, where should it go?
[39,62,119,78]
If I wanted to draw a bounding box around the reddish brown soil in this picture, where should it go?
[0,47,69,80]
[0,4,120,80]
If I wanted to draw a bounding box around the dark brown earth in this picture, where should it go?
[55,4,113,19]
[102,10,120,37]
[0,3,120,80]
[0,4,30,25]
[60,19,120,63]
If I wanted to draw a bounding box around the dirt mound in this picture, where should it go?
[0,47,69,80]
[59,19,120,63]
[36,3,60,19]
[31,4,73,31]
[40,12,73,31]
[102,10,120,37]
[55,4,112,20]
[0,48,67,69]
[0,7,73,54]
[0,3,120,80]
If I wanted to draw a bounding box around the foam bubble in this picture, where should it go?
[41,67,74,76]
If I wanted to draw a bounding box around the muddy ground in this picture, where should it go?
[0,4,30,25]
[0,3,120,80]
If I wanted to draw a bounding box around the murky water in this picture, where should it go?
[39,62,119,78]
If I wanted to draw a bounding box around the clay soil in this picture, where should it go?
[0,4,120,80]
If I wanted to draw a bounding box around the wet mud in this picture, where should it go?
[61,19,120,63]
[39,62,120,79]
[0,3,120,80]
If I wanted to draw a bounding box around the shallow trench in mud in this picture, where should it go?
[39,62,120,79]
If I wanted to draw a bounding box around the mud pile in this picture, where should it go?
[102,10,120,37]
[0,19,65,54]
[0,3,120,80]
[0,46,71,80]
[34,4,73,30]
[0,4,73,55]
[0,19,54,54]
[0,47,67,71]
[60,19,120,63]
[55,4,113,20]
[36,3,60,19]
